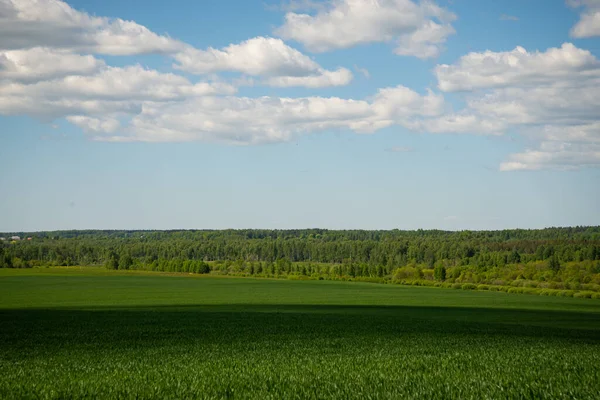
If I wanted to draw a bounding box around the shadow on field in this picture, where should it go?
[1,304,600,353]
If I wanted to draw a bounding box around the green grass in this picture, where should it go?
[1,268,600,399]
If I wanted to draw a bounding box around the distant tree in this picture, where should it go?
[548,255,561,273]
[509,249,521,264]
[199,261,210,274]
[434,265,446,281]
[119,253,133,270]
[106,251,119,270]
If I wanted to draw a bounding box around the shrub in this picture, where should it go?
[477,284,490,291]
[574,291,594,299]
[461,283,477,290]
[557,290,575,297]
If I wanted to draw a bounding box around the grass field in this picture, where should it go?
[1,268,600,399]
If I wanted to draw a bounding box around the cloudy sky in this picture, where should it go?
[1,0,599,231]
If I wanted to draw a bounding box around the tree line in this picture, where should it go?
[2,228,600,296]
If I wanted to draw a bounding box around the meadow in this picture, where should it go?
[1,267,600,399]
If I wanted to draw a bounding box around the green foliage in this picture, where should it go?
[105,251,119,270]
[434,265,446,281]
[548,255,561,272]
[118,253,133,270]
[2,227,600,295]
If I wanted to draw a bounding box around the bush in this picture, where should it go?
[477,284,490,291]
[507,287,539,295]
[451,283,463,290]
[461,283,477,290]
[574,291,595,299]
[557,290,575,297]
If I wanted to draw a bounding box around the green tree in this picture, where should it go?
[434,265,446,281]
[106,251,119,270]
[548,255,561,273]
[119,253,133,270]
[509,249,521,264]
[199,261,210,274]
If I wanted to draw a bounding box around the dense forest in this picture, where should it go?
[2,228,600,296]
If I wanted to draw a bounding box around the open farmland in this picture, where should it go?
[1,268,599,399]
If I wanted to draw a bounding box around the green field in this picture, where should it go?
[1,268,600,399]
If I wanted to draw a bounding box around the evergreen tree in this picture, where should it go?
[434,265,446,281]
[548,255,561,272]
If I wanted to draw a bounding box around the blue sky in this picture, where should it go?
[1,0,599,231]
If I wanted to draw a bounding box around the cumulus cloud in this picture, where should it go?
[430,43,600,170]
[175,37,319,76]
[0,63,236,119]
[67,115,121,133]
[0,0,444,141]
[568,0,600,38]
[2,0,596,173]
[394,20,455,59]
[174,37,352,87]
[0,47,104,82]
[0,1,351,89]
[87,86,445,143]
[275,0,456,58]
[0,0,185,54]
[435,43,599,92]
[499,142,600,171]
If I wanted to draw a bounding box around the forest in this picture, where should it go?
[2,227,600,296]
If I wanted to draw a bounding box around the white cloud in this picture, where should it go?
[0,64,236,119]
[1,0,448,141]
[116,95,376,144]
[568,0,600,38]
[4,0,595,174]
[1,1,351,89]
[275,0,455,57]
[0,47,104,82]
[395,20,455,59]
[76,85,444,143]
[371,86,445,119]
[67,115,121,133]
[354,65,370,78]
[412,113,506,135]
[435,43,599,92]
[174,37,351,87]
[429,43,600,170]
[174,37,320,76]
[0,0,185,54]
[499,142,600,171]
